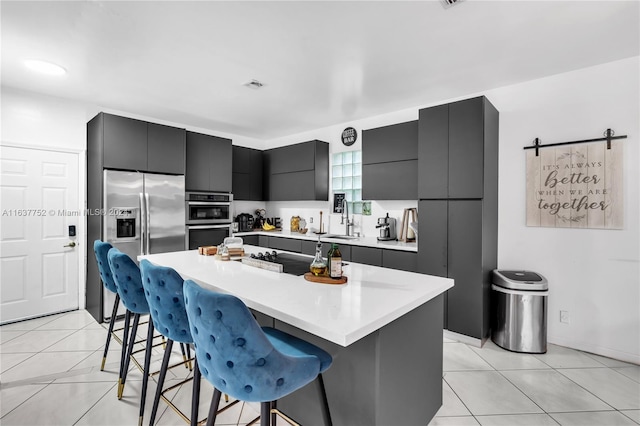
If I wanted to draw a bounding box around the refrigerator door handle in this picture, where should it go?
[145,192,151,255]
[139,192,146,256]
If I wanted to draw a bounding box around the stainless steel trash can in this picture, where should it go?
[491,270,548,354]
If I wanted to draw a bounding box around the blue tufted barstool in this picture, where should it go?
[93,240,121,371]
[140,259,204,426]
[183,279,333,426]
[107,248,152,400]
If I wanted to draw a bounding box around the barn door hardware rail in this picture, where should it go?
[524,129,627,156]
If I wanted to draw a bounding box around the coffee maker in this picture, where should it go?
[376,213,397,241]
[236,213,254,232]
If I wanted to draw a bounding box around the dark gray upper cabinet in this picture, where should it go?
[419,96,498,199]
[362,160,418,200]
[363,120,418,164]
[232,146,263,200]
[418,105,448,199]
[265,140,329,201]
[102,113,148,171]
[362,120,418,200]
[186,131,232,192]
[101,113,185,174]
[147,123,186,174]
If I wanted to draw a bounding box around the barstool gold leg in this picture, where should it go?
[101,356,107,371]
[117,378,124,399]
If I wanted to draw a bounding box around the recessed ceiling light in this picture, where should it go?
[441,0,464,8]
[244,79,265,89]
[24,59,66,76]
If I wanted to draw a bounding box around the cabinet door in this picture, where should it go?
[362,160,417,200]
[269,142,315,174]
[232,146,253,174]
[147,123,186,174]
[232,172,251,200]
[186,132,211,191]
[382,250,417,272]
[241,235,259,246]
[362,121,418,164]
[250,149,264,200]
[351,246,382,266]
[258,235,270,248]
[448,97,484,199]
[103,113,147,171]
[447,200,483,339]
[417,200,448,277]
[418,104,448,199]
[208,135,232,192]
[270,171,315,201]
[268,237,302,253]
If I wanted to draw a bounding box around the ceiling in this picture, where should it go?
[2,1,638,140]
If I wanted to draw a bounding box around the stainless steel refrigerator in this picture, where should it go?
[102,170,185,317]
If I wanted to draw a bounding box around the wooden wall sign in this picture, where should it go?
[526,141,623,229]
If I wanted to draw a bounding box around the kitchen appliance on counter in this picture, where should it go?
[103,170,185,319]
[185,192,233,250]
[236,213,254,232]
[376,213,397,241]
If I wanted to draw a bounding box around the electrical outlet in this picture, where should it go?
[560,310,570,324]
[309,217,314,224]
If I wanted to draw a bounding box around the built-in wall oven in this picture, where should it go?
[185,192,232,249]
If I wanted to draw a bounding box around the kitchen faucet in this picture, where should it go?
[340,199,354,236]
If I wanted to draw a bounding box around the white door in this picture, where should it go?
[0,146,80,323]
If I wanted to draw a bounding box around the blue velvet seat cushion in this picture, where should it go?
[94,240,118,294]
[140,259,192,344]
[107,248,149,315]
[262,327,332,374]
[183,280,331,403]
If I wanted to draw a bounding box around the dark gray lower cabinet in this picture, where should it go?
[417,199,492,340]
[351,246,382,267]
[382,250,417,272]
[301,241,352,261]
[258,235,270,248]
[268,237,302,253]
[241,235,259,246]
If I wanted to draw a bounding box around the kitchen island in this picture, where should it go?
[140,246,453,425]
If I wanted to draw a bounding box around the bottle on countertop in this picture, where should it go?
[327,243,342,279]
[310,242,327,276]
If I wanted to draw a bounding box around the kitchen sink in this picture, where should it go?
[324,234,360,240]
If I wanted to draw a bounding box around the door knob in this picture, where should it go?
[63,241,76,248]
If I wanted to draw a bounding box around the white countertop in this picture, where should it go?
[234,230,418,252]
[140,246,452,347]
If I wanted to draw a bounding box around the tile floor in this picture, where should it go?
[1,309,639,426]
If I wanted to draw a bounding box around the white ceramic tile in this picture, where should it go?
[501,369,613,412]
[550,411,638,425]
[614,366,640,383]
[429,416,480,425]
[1,352,36,373]
[533,344,607,369]
[0,313,64,331]
[36,310,98,330]
[435,380,472,417]
[74,378,170,426]
[0,330,27,344]
[444,371,542,416]
[443,343,494,372]
[43,328,110,352]
[476,413,559,425]
[0,351,94,383]
[0,329,75,353]
[583,352,638,368]
[0,382,50,417]
[471,340,552,371]
[620,410,640,424]
[0,381,114,425]
[558,368,640,410]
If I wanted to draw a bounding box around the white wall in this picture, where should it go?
[488,57,639,364]
[263,57,640,363]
